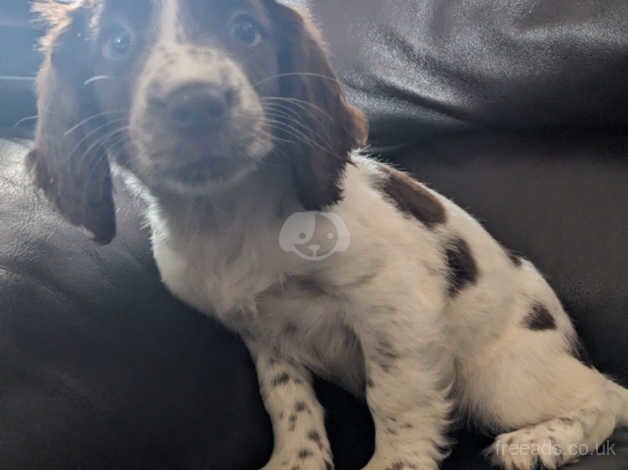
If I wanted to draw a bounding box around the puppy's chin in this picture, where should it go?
[125,104,275,198]
[157,158,261,197]
[128,137,273,199]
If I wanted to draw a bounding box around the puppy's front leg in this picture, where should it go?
[359,326,452,470]
[249,345,333,470]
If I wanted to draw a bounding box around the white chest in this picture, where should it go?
[152,230,282,318]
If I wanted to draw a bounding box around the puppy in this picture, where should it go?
[29,1,628,469]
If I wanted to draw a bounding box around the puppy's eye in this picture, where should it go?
[102,27,134,61]
[230,14,262,47]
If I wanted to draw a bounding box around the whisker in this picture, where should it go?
[64,110,126,136]
[223,109,307,145]
[255,127,294,145]
[263,114,335,148]
[253,72,337,89]
[262,96,333,122]
[78,127,130,170]
[83,75,113,86]
[264,120,335,156]
[105,133,132,154]
[13,115,39,127]
[263,106,313,133]
[67,118,128,161]
[262,102,336,142]
[0,75,36,82]
[264,117,323,148]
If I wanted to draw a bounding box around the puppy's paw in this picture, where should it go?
[488,427,573,470]
[362,456,435,470]
[260,448,333,470]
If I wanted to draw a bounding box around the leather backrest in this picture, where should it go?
[306,0,628,145]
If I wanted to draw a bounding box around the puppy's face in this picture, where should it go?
[101,0,279,194]
[29,0,366,242]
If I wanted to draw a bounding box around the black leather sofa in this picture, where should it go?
[0,1,626,469]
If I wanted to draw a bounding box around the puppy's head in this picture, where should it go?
[29,0,367,243]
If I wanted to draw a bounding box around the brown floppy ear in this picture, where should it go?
[268,3,368,211]
[27,2,116,244]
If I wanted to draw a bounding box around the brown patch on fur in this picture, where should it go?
[271,372,291,386]
[268,3,368,211]
[288,413,298,431]
[524,302,556,331]
[298,449,314,459]
[506,249,523,267]
[28,1,116,243]
[307,430,324,450]
[295,401,310,413]
[445,237,478,296]
[284,323,299,335]
[379,165,447,228]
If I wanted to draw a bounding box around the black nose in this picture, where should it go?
[166,84,232,132]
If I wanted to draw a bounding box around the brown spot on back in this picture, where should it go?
[445,237,478,296]
[379,166,447,228]
[524,302,556,330]
[307,430,324,450]
[506,249,523,267]
[295,401,310,413]
[288,413,298,431]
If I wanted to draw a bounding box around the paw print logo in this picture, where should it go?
[279,212,351,261]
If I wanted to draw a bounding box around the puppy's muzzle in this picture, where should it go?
[162,82,235,135]
[129,43,272,192]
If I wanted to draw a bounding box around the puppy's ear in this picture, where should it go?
[270,3,368,211]
[27,2,116,244]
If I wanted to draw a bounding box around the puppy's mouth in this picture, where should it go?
[168,153,254,184]
[129,108,273,194]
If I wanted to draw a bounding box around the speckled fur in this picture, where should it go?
[148,153,628,470]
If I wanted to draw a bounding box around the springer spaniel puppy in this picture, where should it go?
[28,1,628,469]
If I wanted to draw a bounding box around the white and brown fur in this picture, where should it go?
[28,1,628,469]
